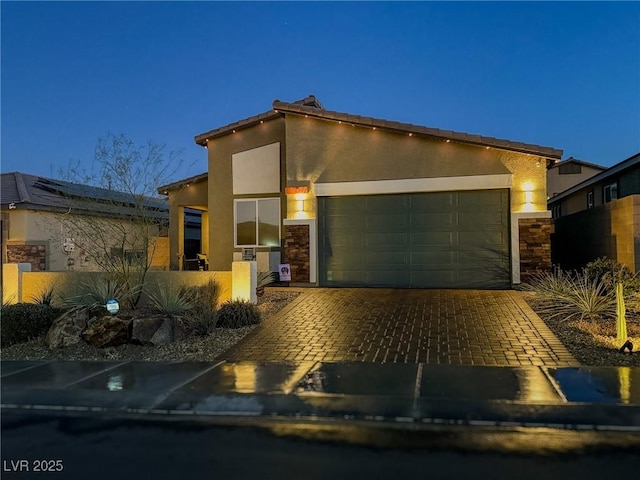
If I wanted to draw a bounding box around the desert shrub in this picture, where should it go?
[523,269,576,300]
[63,277,135,314]
[1,303,62,347]
[217,299,261,329]
[31,285,55,306]
[181,313,219,337]
[525,270,616,322]
[584,257,637,289]
[257,271,278,288]
[179,280,221,336]
[146,283,194,318]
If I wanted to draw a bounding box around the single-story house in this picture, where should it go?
[160,95,563,288]
[548,152,640,272]
[547,157,606,199]
[1,172,199,272]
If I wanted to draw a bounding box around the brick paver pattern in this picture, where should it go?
[222,289,578,366]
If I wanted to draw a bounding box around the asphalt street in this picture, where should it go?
[2,412,640,480]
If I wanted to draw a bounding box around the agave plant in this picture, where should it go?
[256,271,277,297]
[146,283,194,318]
[63,277,134,313]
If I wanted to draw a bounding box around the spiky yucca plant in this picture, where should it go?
[146,284,194,318]
[526,271,616,322]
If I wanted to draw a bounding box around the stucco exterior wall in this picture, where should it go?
[19,270,232,306]
[547,165,603,198]
[206,117,286,271]
[552,194,640,272]
[4,209,167,272]
[284,115,548,215]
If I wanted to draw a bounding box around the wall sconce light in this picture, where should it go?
[524,191,533,203]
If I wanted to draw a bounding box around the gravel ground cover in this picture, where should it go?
[523,293,640,367]
[0,290,299,362]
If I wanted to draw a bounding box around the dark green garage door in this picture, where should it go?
[318,190,510,288]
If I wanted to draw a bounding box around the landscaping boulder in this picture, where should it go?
[131,316,165,345]
[149,318,173,345]
[45,309,92,349]
[82,316,132,348]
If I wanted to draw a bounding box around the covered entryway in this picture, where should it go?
[318,189,510,288]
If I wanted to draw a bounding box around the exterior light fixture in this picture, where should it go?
[409,133,413,137]
[524,191,533,203]
[232,130,236,133]
[446,139,451,143]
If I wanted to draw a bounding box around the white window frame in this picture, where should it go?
[234,198,281,248]
[587,190,594,209]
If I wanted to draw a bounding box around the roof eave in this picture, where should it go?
[272,101,563,160]
[158,172,208,194]
[194,110,282,146]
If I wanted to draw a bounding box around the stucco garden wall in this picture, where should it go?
[552,194,640,272]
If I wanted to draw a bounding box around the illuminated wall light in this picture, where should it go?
[524,191,533,203]
[408,133,413,137]
[232,130,236,133]
[446,139,451,143]
[372,127,376,130]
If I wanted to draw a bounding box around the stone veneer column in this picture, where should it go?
[7,244,47,271]
[518,217,552,282]
[283,224,310,283]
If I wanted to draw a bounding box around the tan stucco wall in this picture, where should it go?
[206,117,287,270]
[284,115,548,215]
[4,209,166,272]
[19,270,232,306]
[547,165,603,198]
[166,179,209,270]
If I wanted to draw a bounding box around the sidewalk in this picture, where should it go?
[2,360,639,431]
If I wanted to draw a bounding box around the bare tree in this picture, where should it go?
[51,133,185,307]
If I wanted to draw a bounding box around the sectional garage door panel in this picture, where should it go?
[318,190,510,288]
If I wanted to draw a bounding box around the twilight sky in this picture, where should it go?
[2,1,639,184]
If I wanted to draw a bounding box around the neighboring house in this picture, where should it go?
[547,157,606,198]
[0,172,193,272]
[161,95,563,288]
[548,152,640,273]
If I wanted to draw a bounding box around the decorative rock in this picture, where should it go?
[45,309,90,349]
[131,316,165,345]
[149,318,173,345]
[82,316,132,348]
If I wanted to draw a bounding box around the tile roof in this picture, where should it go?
[194,95,563,159]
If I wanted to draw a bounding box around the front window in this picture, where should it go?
[587,191,594,209]
[603,182,618,204]
[234,198,280,247]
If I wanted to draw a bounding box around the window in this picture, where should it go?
[587,191,594,209]
[603,182,618,204]
[551,204,561,219]
[558,163,582,175]
[234,198,280,247]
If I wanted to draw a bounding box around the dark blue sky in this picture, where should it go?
[2,1,639,183]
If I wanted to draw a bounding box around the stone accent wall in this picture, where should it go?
[7,244,47,271]
[283,224,310,282]
[519,218,551,281]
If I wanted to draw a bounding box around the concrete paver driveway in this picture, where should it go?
[222,289,577,366]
